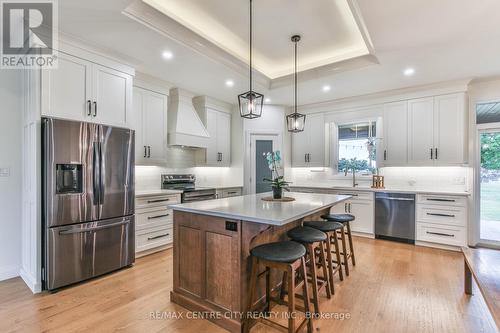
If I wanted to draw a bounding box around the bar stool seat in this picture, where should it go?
[304,220,344,232]
[287,226,327,243]
[251,241,306,263]
[320,213,355,223]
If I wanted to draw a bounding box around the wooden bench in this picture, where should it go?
[462,246,500,330]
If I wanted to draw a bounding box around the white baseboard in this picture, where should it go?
[352,231,375,239]
[0,265,20,281]
[19,268,42,293]
[415,240,461,252]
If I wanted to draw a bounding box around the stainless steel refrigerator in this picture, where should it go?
[42,118,135,290]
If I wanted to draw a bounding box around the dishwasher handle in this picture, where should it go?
[376,197,414,201]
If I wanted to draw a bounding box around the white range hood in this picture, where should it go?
[168,88,210,148]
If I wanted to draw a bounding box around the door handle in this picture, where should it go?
[220,152,223,162]
[93,101,97,117]
[344,202,348,213]
[348,203,352,213]
[305,153,307,163]
[430,148,433,160]
[59,219,130,235]
[426,231,454,238]
[147,214,170,220]
[147,198,170,203]
[426,213,456,218]
[435,148,438,160]
[98,142,105,205]
[384,150,387,161]
[92,142,100,204]
[148,146,151,158]
[426,198,455,202]
[148,233,170,241]
[87,100,92,116]
[144,146,147,158]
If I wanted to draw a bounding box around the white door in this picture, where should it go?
[383,101,408,165]
[433,93,466,165]
[144,91,168,163]
[307,113,326,167]
[41,53,92,121]
[217,111,231,166]
[132,87,146,164]
[349,201,374,234]
[93,64,132,127]
[408,97,435,165]
[249,134,281,194]
[205,109,219,166]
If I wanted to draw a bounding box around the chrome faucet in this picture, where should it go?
[345,167,358,187]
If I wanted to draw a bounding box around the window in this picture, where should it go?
[338,121,377,173]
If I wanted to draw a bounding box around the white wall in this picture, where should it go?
[0,70,23,281]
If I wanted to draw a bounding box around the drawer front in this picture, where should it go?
[222,188,242,197]
[136,194,180,209]
[416,223,466,247]
[417,194,467,207]
[335,191,373,202]
[417,205,466,227]
[136,208,173,230]
[136,226,173,253]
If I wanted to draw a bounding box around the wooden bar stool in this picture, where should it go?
[303,221,344,295]
[244,241,314,333]
[321,213,356,276]
[286,226,331,314]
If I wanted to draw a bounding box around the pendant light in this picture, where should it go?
[238,0,264,119]
[287,35,306,132]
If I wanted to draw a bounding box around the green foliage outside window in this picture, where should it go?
[481,133,500,170]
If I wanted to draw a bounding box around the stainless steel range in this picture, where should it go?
[161,174,216,203]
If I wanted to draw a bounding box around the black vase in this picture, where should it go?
[272,186,283,199]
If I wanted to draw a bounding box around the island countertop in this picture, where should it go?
[169,192,351,225]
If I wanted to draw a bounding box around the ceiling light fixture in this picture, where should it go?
[238,0,264,119]
[287,35,306,133]
[322,85,331,92]
[225,80,234,87]
[162,51,174,60]
[265,98,271,103]
[404,67,415,76]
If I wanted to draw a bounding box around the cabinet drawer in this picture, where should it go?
[417,205,466,227]
[136,208,173,230]
[136,226,173,253]
[416,223,466,247]
[335,191,373,202]
[222,188,242,197]
[417,194,467,207]
[136,194,180,209]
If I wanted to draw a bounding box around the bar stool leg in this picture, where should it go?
[331,232,344,282]
[346,221,356,266]
[280,271,288,301]
[300,257,314,333]
[339,228,350,276]
[324,237,336,295]
[265,266,271,314]
[318,242,331,299]
[307,244,320,314]
[287,266,296,333]
[244,256,259,333]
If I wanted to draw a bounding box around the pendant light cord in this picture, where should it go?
[294,38,297,114]
[249,0,253,93]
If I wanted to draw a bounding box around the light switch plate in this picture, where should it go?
[0,167,10,177]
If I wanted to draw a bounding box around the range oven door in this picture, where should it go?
[182,189,217,203]
[45,215,135,290]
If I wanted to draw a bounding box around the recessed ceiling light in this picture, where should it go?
[403,67,415,76]
[225,80,234,87]
[162,51,174,60]
[265,98,271,103]
[322,85,331,92]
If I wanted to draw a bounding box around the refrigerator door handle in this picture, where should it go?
[92,142,100,205]
[99,141,105,205]
[58,219,131,235]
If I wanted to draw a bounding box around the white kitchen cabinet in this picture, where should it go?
[132,87,168,165]
[41,51,133,128]
[197,108,231,167]
[408,93,467,166]
[327,190,374,236]
[292,113,325,167]
[41,52,92,121]
[382,101,408,166]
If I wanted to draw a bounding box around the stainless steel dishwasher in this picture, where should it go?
[375,192,415,244]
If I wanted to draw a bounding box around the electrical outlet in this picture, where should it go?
[0,167,10,177]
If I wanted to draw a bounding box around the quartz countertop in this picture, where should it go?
[289,184,470,196]
[135,189,183,197]
[169,192,351,226]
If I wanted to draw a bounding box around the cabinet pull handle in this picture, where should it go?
[427,213,456,218]
[227,191,238,194]
[344,203,348,213]
[148,214,170,220]
[305,154,307,163]
[426,231,454,238]
[87,100,92,116]
[430,148,433,160]
[384,150,387,161]
[435,148,438,160]
[93,101,97,117]
[148,146,151,158]
[144,146,147,158]
[147,198,170,203]
[426,198,456,202]
[148,233,170,241]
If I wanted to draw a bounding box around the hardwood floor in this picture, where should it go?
[0,237,497,333]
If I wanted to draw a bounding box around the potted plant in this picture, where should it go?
[263,150,290,199]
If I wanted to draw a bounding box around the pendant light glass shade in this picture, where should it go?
[239,0,264,119]
[287,35,306,132]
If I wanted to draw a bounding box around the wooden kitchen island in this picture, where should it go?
[169,192,350,333]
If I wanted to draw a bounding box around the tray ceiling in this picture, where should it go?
[141,0,374,80]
